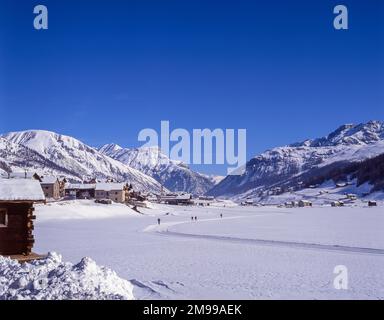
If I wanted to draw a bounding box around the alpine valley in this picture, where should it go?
[0,120,383,199]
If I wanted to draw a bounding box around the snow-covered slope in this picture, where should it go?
[1,130,162,193]
[99,144,215,195]
[0,136,78,179]
[209,121,384,198]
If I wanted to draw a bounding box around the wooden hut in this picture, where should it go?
[0,179,45,259]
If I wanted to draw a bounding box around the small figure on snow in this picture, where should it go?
[157,218,161,225]
[220,213,223,218]
[191,216,194,221]
[194,216,197,221]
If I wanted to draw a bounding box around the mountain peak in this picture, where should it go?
[290,120,384,148]
[99,143,123,154]
[210,120,384,198]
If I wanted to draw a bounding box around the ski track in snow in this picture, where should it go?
[145,214,384,257]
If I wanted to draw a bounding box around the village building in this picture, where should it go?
[58,177,67,197]
[198,196,215,201]
[368,201,377,207]
[65,183,96,199]
[0,179,45,257]
[160,192,193,205]
[95,183,128,203]
[331,200,344,207]
[40,176,61,200]
[285,201,294,208]
[298,200,312,207]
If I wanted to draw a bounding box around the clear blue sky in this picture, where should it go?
[0,0,383,175]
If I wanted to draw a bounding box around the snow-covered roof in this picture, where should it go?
[66,183,96,190]
[0,179,45,202]
[95,183,126,191]
[40,176,58,184]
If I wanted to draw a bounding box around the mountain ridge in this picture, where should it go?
[209,120,384,199]
[0,130,163,193]
[98,144,216,195]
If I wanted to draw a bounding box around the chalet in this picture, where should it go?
[298,200,312,207]
[0,179,45,257]
[95,183,128,203]
[40,176,60,200]
[65,183,96,199]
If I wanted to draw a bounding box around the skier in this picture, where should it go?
[191,216,194,221]
[194,216,197,221]
[157,218,161,225]
[220,213,223,218]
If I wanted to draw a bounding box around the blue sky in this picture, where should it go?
[0,0,383,175]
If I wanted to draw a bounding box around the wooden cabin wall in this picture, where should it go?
[0,202,35,255]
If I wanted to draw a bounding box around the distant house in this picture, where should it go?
[65,183,96,199]
[240,199,254,206]
[0,179,45,257]
[58,178,67,197]
[368,201,377,207]
[331,201,344,207]
[40,176,60,200]
[95,183,128,203]
[160,193,193,205]
[298,200,312,207]
[198,196,215,201]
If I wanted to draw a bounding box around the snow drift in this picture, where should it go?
[0,252,134,300]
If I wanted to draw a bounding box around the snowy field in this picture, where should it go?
[32,200,384,299]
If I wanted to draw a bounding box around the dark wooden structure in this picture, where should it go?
[0,180,45,258]
[0,202,39,255]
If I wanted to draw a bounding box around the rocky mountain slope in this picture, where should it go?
[0,130,163,193]
[208,121,384,198]
[99,144,215,195]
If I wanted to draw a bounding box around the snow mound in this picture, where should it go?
[0,252,134,300]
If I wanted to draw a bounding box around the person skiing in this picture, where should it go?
[157,218,161,225]
[191,216,194,221]
[194,216,197,221]
[220,213,223,218]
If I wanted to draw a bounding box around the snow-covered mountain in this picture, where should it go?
[0,136,78,179]
[99,144,216,195]
[209,121,384,199]
[0,130,163,193]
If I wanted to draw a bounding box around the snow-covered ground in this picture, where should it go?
[30,200,384,299]
[0,252,134,300]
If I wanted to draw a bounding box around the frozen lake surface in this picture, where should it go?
[34,201,384,299]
